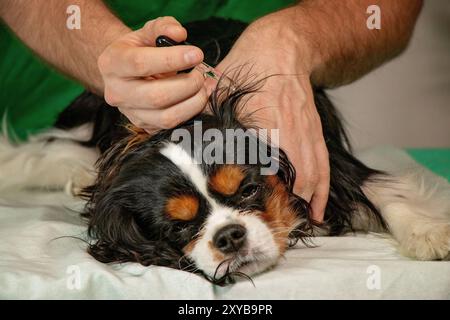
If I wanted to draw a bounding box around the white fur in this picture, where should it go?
[362,172,450,260]
[160,142,210,197]
[0,124,98,206]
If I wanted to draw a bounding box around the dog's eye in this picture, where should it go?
[240,183,260,199]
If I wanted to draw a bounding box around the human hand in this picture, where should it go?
[98,17,208,132]
[213,14,330,222]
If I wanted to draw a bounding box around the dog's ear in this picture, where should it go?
[81,124,151,198]
[84,187,183,268]
[81,125,188,268]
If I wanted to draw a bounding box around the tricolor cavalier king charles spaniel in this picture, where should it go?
[2,18,449,285]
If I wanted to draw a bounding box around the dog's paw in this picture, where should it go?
[400,221,450,260]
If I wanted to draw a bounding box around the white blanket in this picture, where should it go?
[1,146,449,299]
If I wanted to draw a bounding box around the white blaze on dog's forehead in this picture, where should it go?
[160,142,209,196]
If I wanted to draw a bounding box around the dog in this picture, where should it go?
[1,19,449,285]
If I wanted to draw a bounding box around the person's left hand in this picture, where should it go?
[208,13,330,223]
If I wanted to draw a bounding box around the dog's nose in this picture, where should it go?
[213,224,247,254]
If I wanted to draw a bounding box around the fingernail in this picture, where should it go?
[184,50,200,64]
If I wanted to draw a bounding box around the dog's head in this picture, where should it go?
[82,76,312,284]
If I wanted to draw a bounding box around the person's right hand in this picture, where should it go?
[98,17,207,133]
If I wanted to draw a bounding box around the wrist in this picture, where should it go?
[248,7,318,76]
[90,24,130,94]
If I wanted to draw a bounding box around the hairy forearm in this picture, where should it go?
[0,0,130,93]
[249,0,423,87]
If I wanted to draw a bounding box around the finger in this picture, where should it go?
[117,45,203,77]
[134,17,187,46]
[118,108,140,128]
[310,184,329,224]
[153,71,177,79]
[130,87,208,131]
[204,76,218,96]
[292,136,318,203]
[112,70,204,109]
[305,99,329,222]
[309,141,330,223]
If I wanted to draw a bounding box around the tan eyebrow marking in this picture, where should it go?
[165,194,199,221]
[209,165,246,196]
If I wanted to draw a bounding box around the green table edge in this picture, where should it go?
[406,148,450,182]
